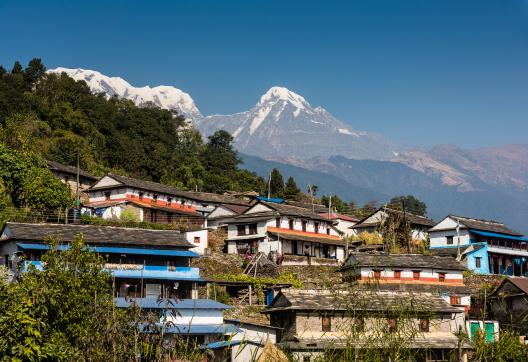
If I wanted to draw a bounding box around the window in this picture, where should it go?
[139,192,144,200]
[181,199,185,205]
[387,319,397,332]
[321,316,331,332]
[289,219,294,230]
[302,220,307,232]
[237,225,246,236]
[326,228,330,235]
[152,194,158,203]
[354,318,365,332]
[276,217,280,228]
[419,319,430,332]
[475,257,482,268]
[446,235,454,245]
[373,270,382,280]
[450,295,461,305]
[314,222,319,234]
[167,197,172,206]
[412,270,420,280]
[438,272,446,282]
[194,237,201,244]
[394,270,401,279]
[248,223,258,235]
[104,191,111,200]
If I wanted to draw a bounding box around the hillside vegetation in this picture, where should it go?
[0,59,265,194]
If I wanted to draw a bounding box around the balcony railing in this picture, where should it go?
[21,261,201,281]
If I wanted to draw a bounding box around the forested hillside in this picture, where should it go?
[0,59,265,194]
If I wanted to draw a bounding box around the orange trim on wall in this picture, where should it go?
[88,195,198,212]
[360,276,464,286]
[266,226,341,240]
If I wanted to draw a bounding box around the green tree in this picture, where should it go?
[267,168,285,198]
[24,58,46,86]
[321,195,351,214]
[283,176,301,200]
[0,143,72,210]
[388,195,427,216]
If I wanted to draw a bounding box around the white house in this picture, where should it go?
[206,204,251,229]
[224,201,346,265]
[84,173,250,226]
[339,253,471,312]
[320,212,358,237]
[351,207,435,242]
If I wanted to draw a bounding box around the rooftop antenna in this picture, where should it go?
[308,184,315,213]
[402,199,411,253]
[328,195,332,220]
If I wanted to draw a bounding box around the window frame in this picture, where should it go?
[446,235,454,245]
[321,315,332,332]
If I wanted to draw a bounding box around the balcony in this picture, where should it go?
[21,261,202,281]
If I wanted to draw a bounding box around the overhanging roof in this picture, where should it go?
[470,229,528,242]
[17,243,199,257]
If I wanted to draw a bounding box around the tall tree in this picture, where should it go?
[24,58,46,86]
[267,168,285,198]
[283,176,301,200]
[388,195,427,216]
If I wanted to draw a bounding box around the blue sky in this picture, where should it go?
[1,0,527,148]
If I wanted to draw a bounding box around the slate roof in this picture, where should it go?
[263,289,462,314]
[260,201,327,221]
[222,203,251,214]
[352,208,435,229]
[339,253,467,271]
[230,211,278,224]
[1,222,192,248]
[268,230,347,246]
[47,160,98,180]
[429,244,486,258]
[370,283,471,295]
[491,277,528,297]
[444,215,521,236]
[284,200,328,213]
[89,174,249,206]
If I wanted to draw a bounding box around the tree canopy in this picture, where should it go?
[388,195,427,216]
[0,58,265,195]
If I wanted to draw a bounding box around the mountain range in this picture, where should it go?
[48,67,528,232]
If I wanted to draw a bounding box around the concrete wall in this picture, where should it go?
[185,229,208,255]
[430,228,471,249]
[164,307,224,325]
[357,267,465,285]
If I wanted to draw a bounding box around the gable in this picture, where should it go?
[430,216,460,231]
[245,203,273,215]
[362,210,385,224]
[91,175,122,188]
[207,205,236,219]
[269,293,292,309]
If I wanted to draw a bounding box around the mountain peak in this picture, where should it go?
[48,67,202,119]
[258,86,309,109]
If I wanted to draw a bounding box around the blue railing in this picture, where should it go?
[22,261,202,281]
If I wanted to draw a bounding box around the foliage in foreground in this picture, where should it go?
[0,235,206,361]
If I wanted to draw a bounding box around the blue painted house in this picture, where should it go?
[0,222,203,299]
[429,215,528,276]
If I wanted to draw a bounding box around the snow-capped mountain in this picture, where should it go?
[193,86,400,160]
[47,67,202,119]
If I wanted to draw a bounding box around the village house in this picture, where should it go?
[47,160,99,195]
[351,207,435,242]
[0,222,204,299]
[206,203,251,229]
[224,200,345,264]
[320,212,358,238]
[338,253,471,312]
[84,173,250,227]
[429,215,528,276]
[116,298,236,344]
[263,289,471,362]
[489,277,528,337]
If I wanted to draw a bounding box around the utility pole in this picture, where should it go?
[76,148,80,209]
[267,170,272,199]
[328,195,332,220]
[402,199,411,253]
[456,219,461,261]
